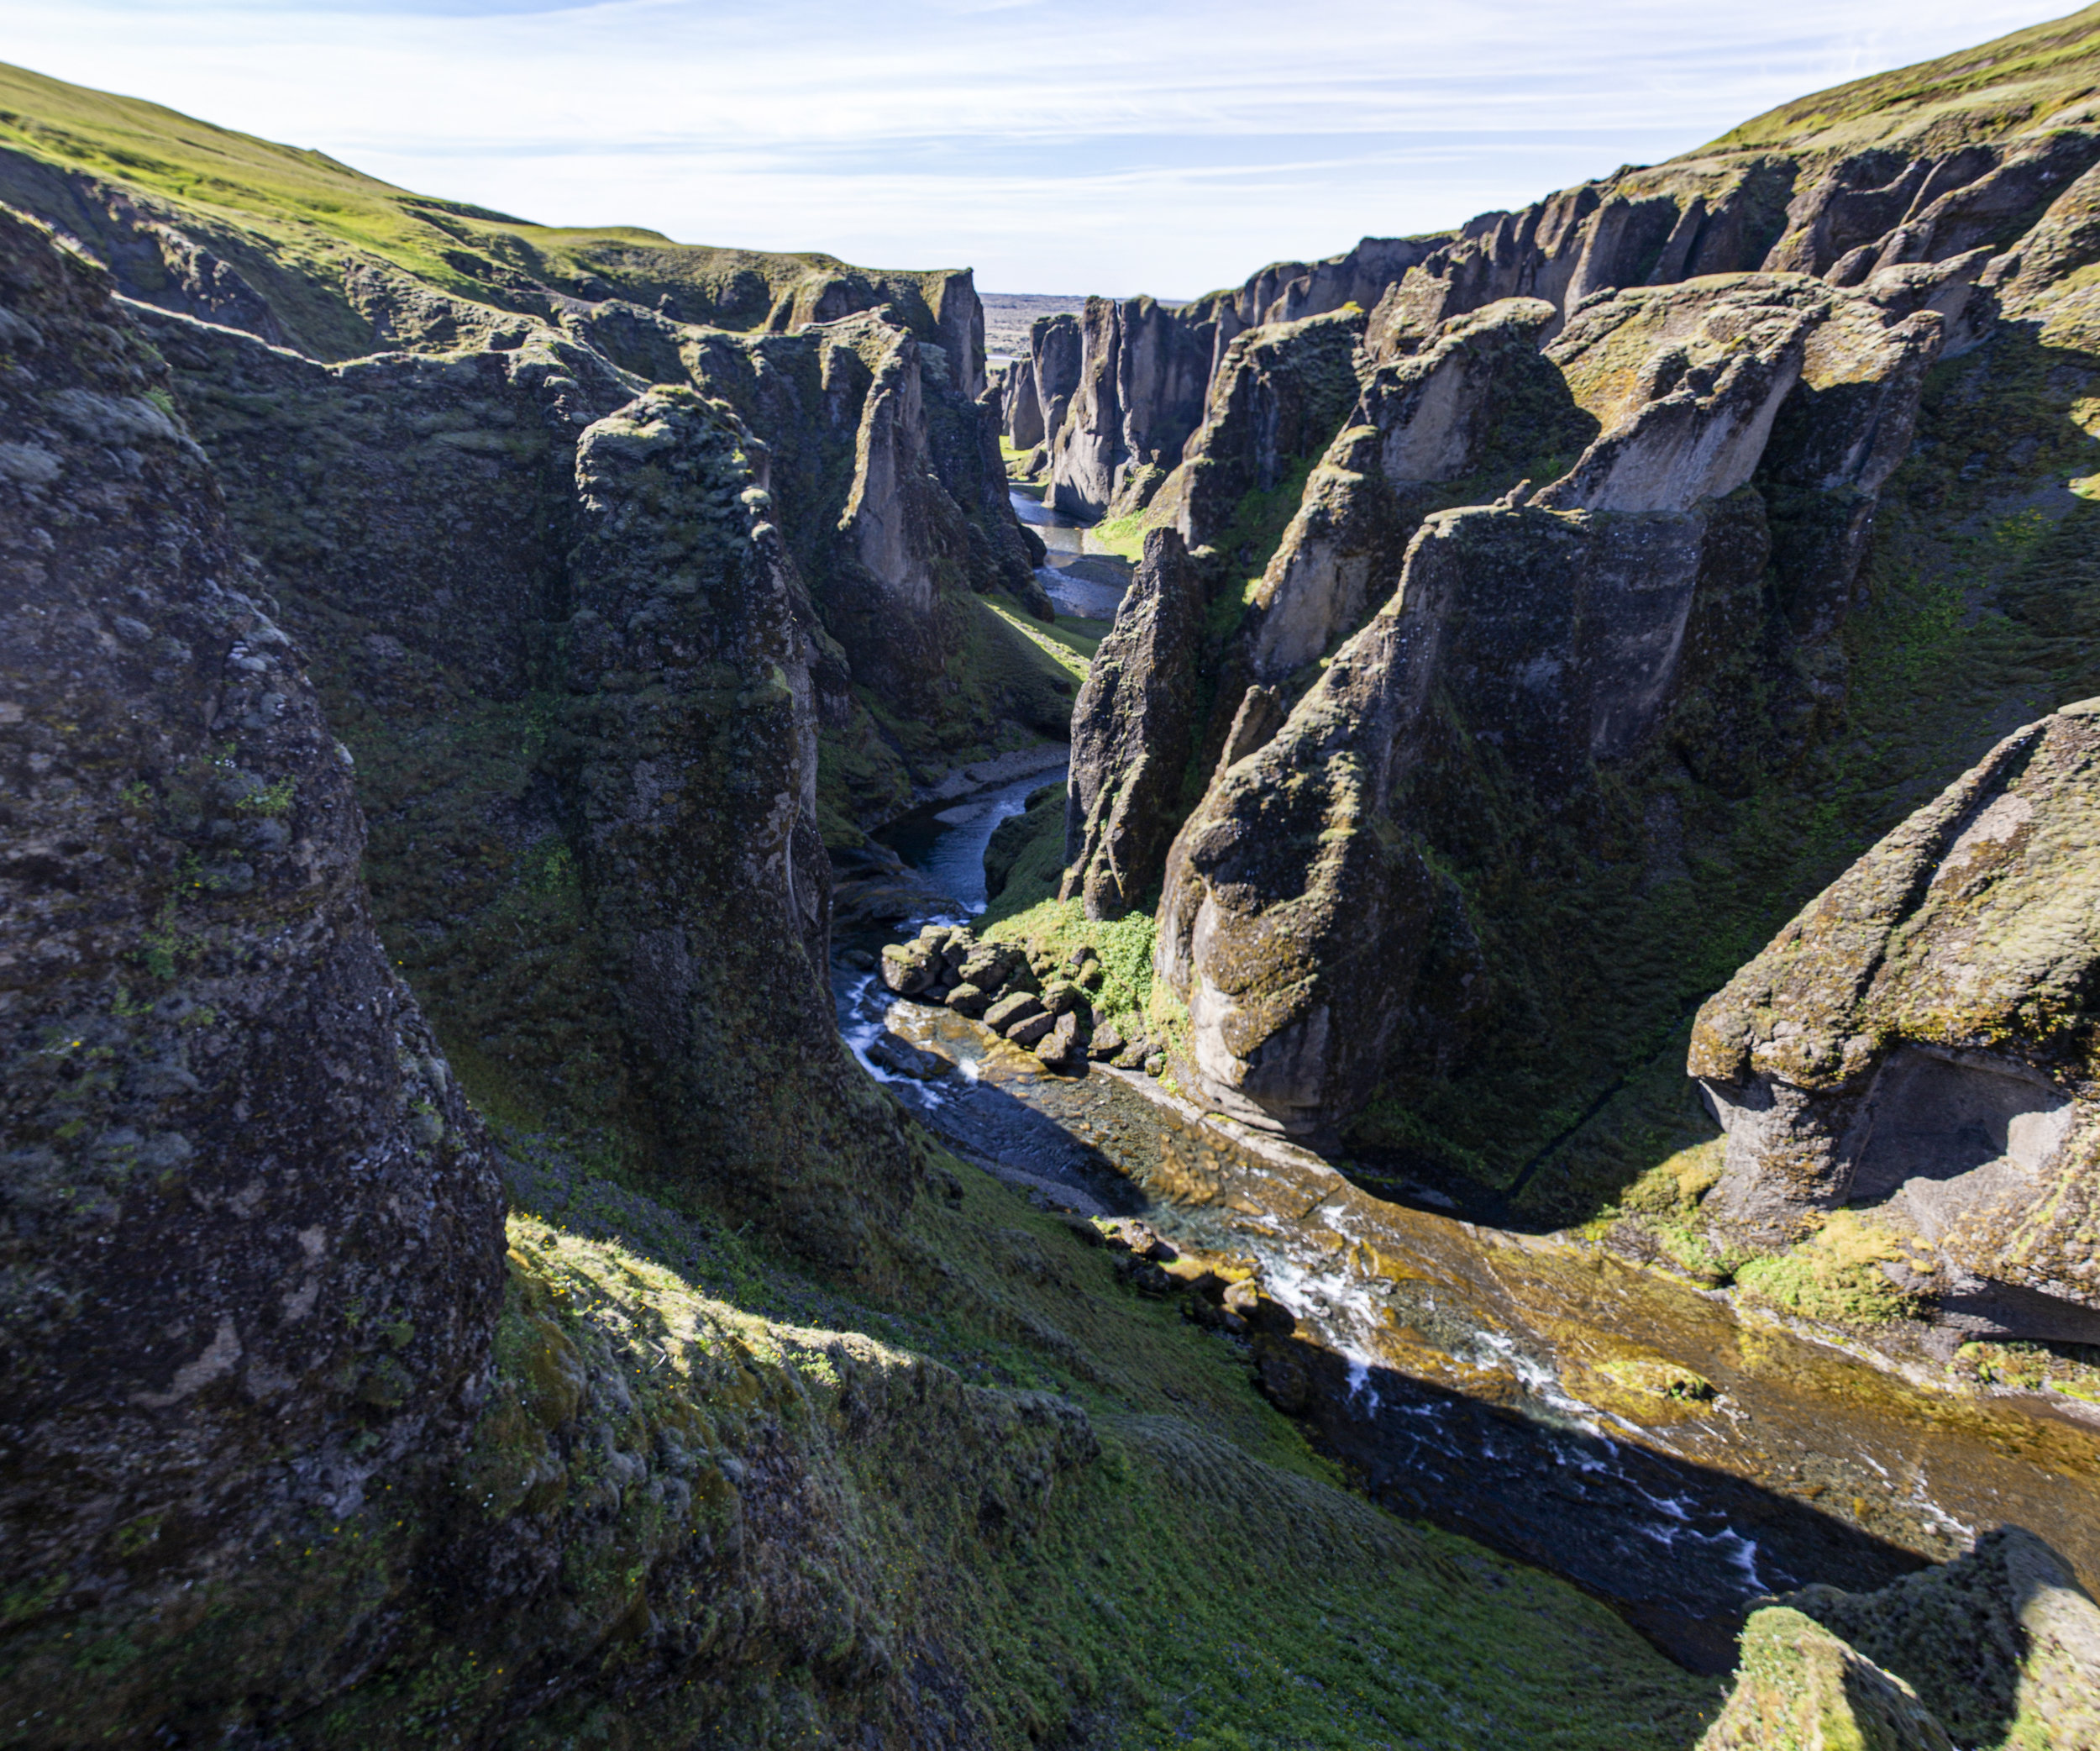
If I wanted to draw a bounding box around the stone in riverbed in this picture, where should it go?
[879,940,936,995]
[984,991,1046,1034]
[1036,1010,1086,1074]
[958,942,1020,990]
[1088,1023,1126,1061]
[1006,1010,1058,1049]
[945,982,990,1017]
[1040,978,1089,1018]
[865,1031,953,1081]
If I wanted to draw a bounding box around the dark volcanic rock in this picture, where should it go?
[1158,275,1944,1136]
[1062,528,1206,919]
[1690,701,2100,1342]
[558,386,919,1257]
[1176,307,1368,556]
[1047,296,1211,520]
[1004,353,1044,449]
[1240,297,1574,684]
[0,200,504,1683]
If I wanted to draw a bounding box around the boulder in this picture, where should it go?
[864,1030,953,1080]
[1088,1023,1127,1061]
[1060,528,1206,919]
[1039,978,1089,1018]
[984,991,1047,1034]
[1691,701,2100,1343]
[879,940,937,995]
[1036,1011,1087,1073]
[1007,1010,1058,1049]
[945,981,990,1017]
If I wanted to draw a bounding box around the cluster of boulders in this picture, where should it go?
[877,923,1169,1076]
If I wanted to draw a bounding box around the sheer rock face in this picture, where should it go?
[1004,354,1043,449]
[0,204,505,1626]
[1368,161,1799,352]
[835,323,972,702]
[1157,275,1940,1136]
[1174,307,1367,555]
[1060,529,1205,919]
[1767,134,2100,286]
[132,293,938,1265]
[1046,296,1213,519]
[1242,297,1569,684]
[1026,309,1084,450]
[0,140,997,380]
[559,386,918,1255]
[1690,702,2100,1342]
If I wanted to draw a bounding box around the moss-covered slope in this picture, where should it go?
[0,59,984,374]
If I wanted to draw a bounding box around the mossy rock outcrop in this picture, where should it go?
[1693,700,2100,1343]
[1155,274,1944,1139]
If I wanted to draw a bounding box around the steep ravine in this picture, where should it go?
[851,788,2100,1678]
[11,13,2100,1744]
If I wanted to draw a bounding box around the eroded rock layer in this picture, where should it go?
[1692,701,2100,1340]
[0,200,505,1695]
[1156,274,1942,1135]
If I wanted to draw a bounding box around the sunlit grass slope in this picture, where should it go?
[0,57,969,358]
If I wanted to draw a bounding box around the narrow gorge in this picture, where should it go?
[4,11,2100,1748]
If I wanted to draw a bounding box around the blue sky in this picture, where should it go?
[0,0,2072,294]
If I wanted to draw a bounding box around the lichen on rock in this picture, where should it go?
[1691,699,2100,1342]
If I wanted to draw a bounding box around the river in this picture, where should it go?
[835,518,2100,1677]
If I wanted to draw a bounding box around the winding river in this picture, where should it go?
[832,513,2100,1676]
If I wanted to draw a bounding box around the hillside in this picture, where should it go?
[1703,1,2100,155]
[0,58,982,366]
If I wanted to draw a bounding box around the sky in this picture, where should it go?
[0,0,2076,296]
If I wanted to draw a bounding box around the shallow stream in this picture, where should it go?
[835,607,2100,1675]
[1011,486,1130,620]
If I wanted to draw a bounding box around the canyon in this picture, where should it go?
[4,9,2100,1748]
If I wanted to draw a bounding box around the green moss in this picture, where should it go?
[979,597,1091,685]
[1735,1212,1924,1326]
[983,781,1067,910]
[979,896,1158,1030]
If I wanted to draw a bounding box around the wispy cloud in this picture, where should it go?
[0,0,2068,292]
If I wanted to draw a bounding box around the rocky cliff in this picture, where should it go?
[1691,700,2100,1343]
[1013,11,2100,1194]
[1060,528,1207,917]
[0,201,507,1728]
[0,188,1734,1751]
[1149,271,1941,1137]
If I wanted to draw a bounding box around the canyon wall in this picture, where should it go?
[1029,27,2100,1203]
